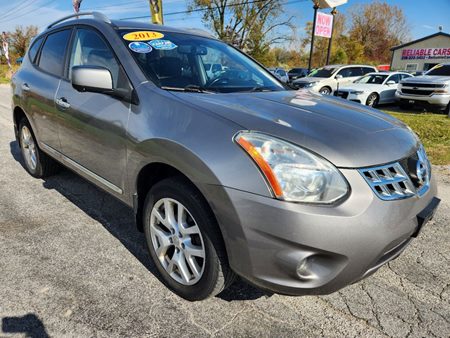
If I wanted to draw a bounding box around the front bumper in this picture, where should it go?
[206,168,438,296]
[396,91,450,108]
[335,91,367,105]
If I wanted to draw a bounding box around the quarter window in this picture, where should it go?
[337,67,363,78]
[28,37,43,64]
[38,30,72,77]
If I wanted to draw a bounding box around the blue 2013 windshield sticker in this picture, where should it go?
[129,42,152,53]
[148,39,178,50]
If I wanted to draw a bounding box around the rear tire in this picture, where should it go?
[143,177,236,301]
[18,118,60,178]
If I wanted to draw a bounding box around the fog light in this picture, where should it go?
[296,256,318,280]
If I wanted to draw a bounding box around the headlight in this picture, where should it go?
[350,90,364,95]
[304,82,317,88]
[234,132,349,203]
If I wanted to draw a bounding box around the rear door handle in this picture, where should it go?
[55,97,71,110]
[22,83,30,91]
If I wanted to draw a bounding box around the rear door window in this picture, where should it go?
[362,67,375,75]
[338,67,363,78]
[387,74,401,83]
[38,29,72,77]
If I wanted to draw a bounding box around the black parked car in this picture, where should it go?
[288,67,308,82]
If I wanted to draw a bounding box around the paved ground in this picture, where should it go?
[0,84,449,337]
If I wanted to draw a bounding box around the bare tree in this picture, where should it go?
[189,0,295,58]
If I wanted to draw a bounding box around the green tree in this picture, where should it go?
[10,25,38,58]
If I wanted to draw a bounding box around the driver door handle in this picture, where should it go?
[55,97,71,110]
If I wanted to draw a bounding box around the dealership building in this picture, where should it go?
[390,32,450,72]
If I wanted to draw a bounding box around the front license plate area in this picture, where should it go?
[408,100,415,104]
[413,197,441,237]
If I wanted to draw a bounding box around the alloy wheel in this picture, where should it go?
[21,126,37,171]
[149,198,206,285]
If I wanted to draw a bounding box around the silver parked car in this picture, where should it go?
[11,13,440,301]
[292,64,377,94]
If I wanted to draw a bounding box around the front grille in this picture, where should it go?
[359,163,415,200]
[401,88,433,96]
[359,147,431,201]
[402,83,445,88]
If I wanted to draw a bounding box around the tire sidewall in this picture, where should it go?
[320,87,331,95]
[366,93,378,107]
[143,178,222,300]
[18,119,42,177]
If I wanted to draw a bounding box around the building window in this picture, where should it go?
[405,63,418,72]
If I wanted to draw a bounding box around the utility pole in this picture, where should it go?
[325,7,337,65]
[308,3,319,72]
[149,0,164,25]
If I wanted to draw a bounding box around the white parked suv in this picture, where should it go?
[292,64,378,94]
[396,63,450,114]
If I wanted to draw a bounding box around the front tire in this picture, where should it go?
[366,93,379,107]
[18,118,59,178]
[143,177,235,301]
[319,86,331,95]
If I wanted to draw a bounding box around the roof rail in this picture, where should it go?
[47,12,111,29]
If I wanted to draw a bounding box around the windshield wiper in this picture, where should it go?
[161,85,215,94]
[248,86,275,92]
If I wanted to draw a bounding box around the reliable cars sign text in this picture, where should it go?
[401,47,450,60]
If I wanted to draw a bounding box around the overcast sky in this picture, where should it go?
[0,0,448,43]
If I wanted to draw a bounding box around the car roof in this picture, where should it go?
[44,12,217,40]
[321,64,376,69]
[112,20,215,38]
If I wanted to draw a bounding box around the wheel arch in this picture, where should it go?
[13,106,28,143]
[133,160,234,265]
[131,139,223,233]
[320,85,332,94]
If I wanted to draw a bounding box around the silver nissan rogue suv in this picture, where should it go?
[11,13,440,301]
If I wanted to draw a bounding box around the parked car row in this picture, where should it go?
[285,62,450,113]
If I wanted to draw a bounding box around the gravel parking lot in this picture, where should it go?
[0,84,449,337]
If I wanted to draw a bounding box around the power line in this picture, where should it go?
[0,0,58,24]
[120,0,308,21]
[0,0,39,21]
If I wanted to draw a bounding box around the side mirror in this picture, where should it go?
[386,80,396,85]
[335,74,343,80]
[72,66,113,93]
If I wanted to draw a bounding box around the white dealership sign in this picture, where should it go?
[315,0,347,8]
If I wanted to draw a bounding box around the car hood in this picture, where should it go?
[170,90,418,168]
[339,83,381,92]
[292,77,327,84]
[402,75,450,84]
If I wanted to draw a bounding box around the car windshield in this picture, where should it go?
[308,67,337,78]
[289,68,303,74]
[119,29,285,93]
[426,64,450,76]
[354,74,388,84]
